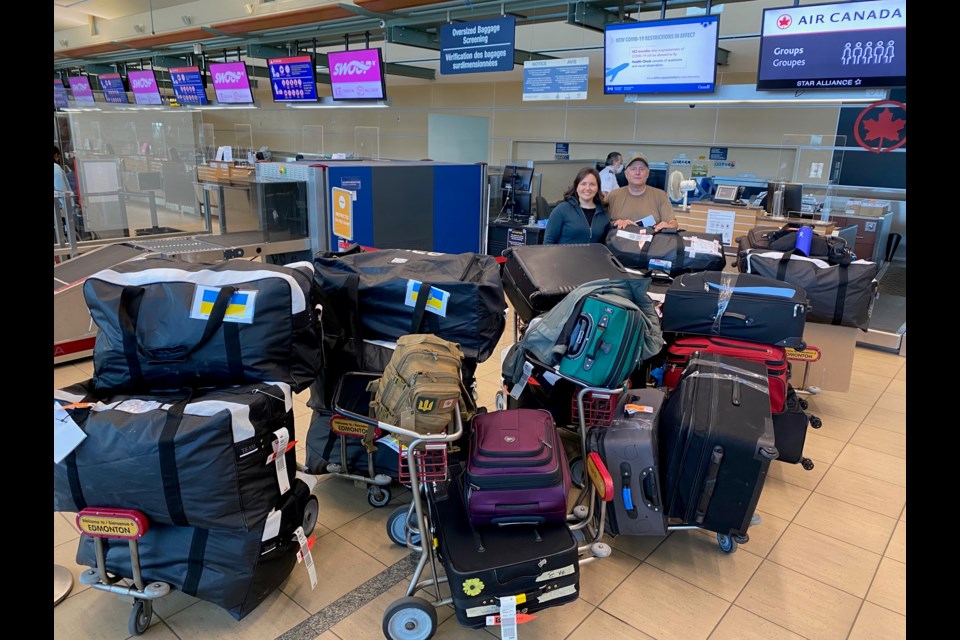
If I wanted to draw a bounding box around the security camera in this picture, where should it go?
[689,104,696,108]
[379,19,386,28]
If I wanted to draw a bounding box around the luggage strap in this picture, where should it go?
[183,527,210,596]
[119,284,242,388]
[774,251,848,326]
[159,392,196,526]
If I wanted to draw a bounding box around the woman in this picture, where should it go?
[543,167,609,245]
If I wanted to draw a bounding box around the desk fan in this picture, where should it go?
[667,170,698,210]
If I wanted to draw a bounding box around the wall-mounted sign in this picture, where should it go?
[523,58,589,101]
[709,147,728,160]
[671,158,692,166]
[555,142,570,160]
[440,16,515,75]
[714,160,736,169]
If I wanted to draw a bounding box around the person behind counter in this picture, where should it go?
[598,151,624,196]
[607,154,678,232]
[543,167,610,245]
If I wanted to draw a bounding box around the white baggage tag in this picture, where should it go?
[498,595,518,640]
[54,401,87,464]
[261,508,282,541]
[268,428,291,494]
[509,361,534,399]
[293,526,318,589]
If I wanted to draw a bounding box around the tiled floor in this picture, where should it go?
[54,321,907,640]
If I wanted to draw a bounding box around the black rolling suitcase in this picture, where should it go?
[586,388,668,536]
[432,466,579,627]
[501,244,641,323]
[660,271,809,349]
[660,353,779,538]
[772,385,816,470]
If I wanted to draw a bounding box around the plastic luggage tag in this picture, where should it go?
[496,595,519,640]
[293,526,318,589]
[509,361,535,399]
[268,428,292,494]
[624,403,654,415]
[54,401,87,464]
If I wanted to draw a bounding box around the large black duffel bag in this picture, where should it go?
[54,380,297,531]
[312,248,506,365]
[84,256,322,393]
[77,479,312,621]
[605,225,726,276]
[741,249,879,330]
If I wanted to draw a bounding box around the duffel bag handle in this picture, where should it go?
[119,284,237,368]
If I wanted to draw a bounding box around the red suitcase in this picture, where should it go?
[662,336,788,414]
[466,409,570,526]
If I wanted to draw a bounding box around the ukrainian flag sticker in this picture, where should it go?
[404,280,450,318]
[190,285,257,324]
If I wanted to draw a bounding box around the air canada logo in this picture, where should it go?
[776,14,793,29]
[332,60,373,77]
[854,100,906,153]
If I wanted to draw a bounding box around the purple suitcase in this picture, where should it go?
[466,409,570,526]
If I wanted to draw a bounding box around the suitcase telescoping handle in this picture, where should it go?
[694,446,724,525]
[582,312,611,372]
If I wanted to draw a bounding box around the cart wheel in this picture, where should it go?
[809,415,823,429]
[717,533,738,554]
[495,390,507,411]
[129,599,152,636]
[302,496,319,537]
[387,506,421,546]
[569,456,584,489]
[382,596,437,640]
[368,485,392,508]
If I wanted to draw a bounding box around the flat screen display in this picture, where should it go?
[54,79,69,108]
[209,61,255,104]
[500,165,534,192]
[756,0,906,90]
[604,15,720,94]
[169,66,209,105]
[328,49,387,100]
[128,69,163,105]
[99,73,129,104]
[268,55,318,102]
[67,76,96,103]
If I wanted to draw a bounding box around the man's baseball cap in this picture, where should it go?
[625,154,650,169]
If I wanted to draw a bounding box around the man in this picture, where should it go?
[606,154,677,232]
[598,151,623,196]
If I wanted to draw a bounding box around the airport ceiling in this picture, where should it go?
[54,0,765,82]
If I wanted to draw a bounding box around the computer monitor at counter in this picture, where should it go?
[500,165,534,193]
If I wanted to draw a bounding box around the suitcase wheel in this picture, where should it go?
[801,458,815,471]
[383,596,437,640]
[809,415,822,429]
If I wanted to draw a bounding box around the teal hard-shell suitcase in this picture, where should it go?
[558,293,642,388]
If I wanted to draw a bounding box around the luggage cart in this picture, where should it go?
[331,372,615,639]
[75,508,171,636]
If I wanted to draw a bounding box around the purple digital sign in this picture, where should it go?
[128,69,163,105]
[169,66,209,105]
[209,61,254,104]
[328,49,387,100]
[54,79,69,108]
[99,73,129,104]
[68,76,96,103]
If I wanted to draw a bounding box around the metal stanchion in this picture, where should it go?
[54,564,73,606]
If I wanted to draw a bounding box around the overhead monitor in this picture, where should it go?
[327,48,387,100]
[128,69,163,105]
[98,73,129,104]
[604,15,720,94]
[67,76,96,103]
[54,79,69,109]
[500,165,534,192]
[169,66,209,105]
[268,55,319,102]
[209,61,255,104]
[756,0,906,90]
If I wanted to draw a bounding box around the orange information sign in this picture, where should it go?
[332,186,353,240]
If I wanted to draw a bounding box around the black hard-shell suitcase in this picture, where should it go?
[586,388,668,536]
[660,353,779,537]
[772,385,815,470]
[660,271,809,349]
[501,244,640,323]
[433,466,579,628]
[76,479,313,621]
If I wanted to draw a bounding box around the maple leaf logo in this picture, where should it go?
[777,14,792,29]
[862,108,905,146]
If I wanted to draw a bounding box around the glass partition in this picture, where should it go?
[355,126,380,160]
[302,126,324,156]
[778,134,847,217]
